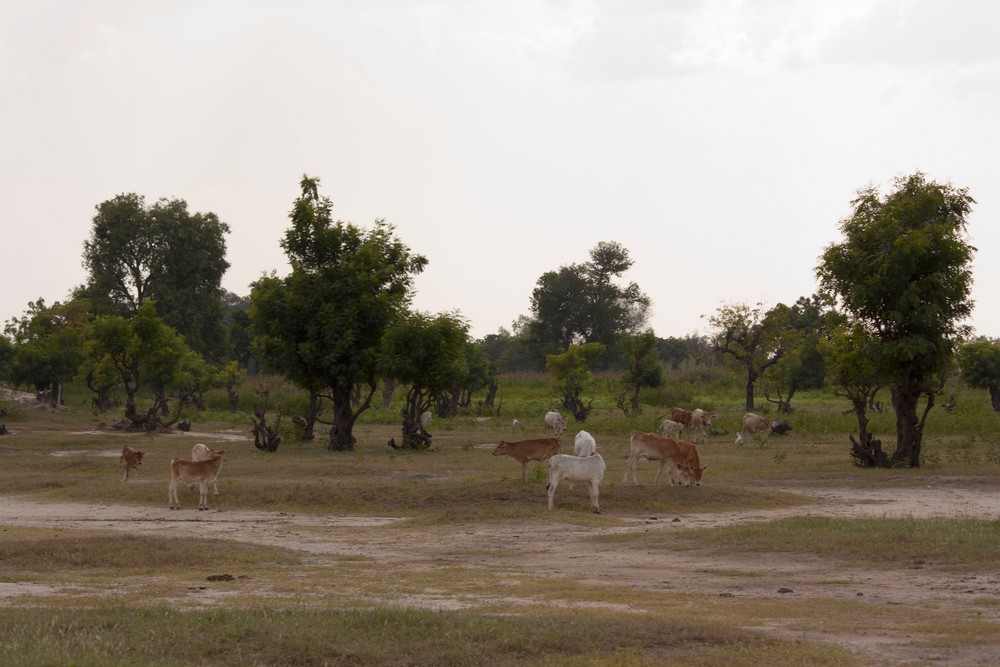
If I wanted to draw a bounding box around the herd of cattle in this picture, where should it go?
[492,408,787,513]
[116,407,787,514]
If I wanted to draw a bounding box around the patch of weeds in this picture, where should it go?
[528,463,546,482]
[773,450,787,464]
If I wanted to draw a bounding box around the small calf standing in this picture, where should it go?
[547,453,606,513]
[573,430,597,457]
[492,438,560,483]
[168,450,226,511]
[119,445,145,481]
[191,443,222,496]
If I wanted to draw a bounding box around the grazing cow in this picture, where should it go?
[191,443,222,496]
[669,407,693,428]
[420,411,432,428]
[736,412,772,447]
[623,431,706,487]
[168,450,226,510]
[511,418,524,433]
[119,445,145,481]
[689,408,717,445]
[492,438,561,483]
[573,430,597,457]
[543,410,567,436]
[770,419,793,436]
[658,418,684,439]
[547,453,606,513]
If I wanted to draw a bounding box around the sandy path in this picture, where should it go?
[2,482,999,664]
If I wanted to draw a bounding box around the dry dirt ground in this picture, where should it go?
[2,468,1000,665]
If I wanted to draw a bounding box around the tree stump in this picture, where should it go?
[850,433,889,468]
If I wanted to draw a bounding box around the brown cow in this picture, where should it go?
[492,438,561,483]
[119,445,145,481]
[669,407,693,428]
[623,431,706,487]
[168,450,226,510]
[736,412,771,447]
[689,408,717,444]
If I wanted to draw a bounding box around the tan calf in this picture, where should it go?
[119,445,145,481]
[492,437,561,483]
[168,450,226,510]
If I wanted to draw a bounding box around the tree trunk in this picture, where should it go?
[328,386,357,451]
[300,389,320,441]
[744,375,755,411]
[381,378,396,409]
[484,380,498,408]
[990,384,1000,412]
[890,388,922,468]
[630,383,641,413]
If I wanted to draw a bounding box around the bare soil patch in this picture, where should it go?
[2,480,999,664]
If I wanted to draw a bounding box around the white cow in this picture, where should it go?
[191,443,222,496]
[547,453,606,513]
[573,430,597,457]
[736,412,772,447]
[420,411,432,428]
[658,418,684,439]
[543,410,567,436]
[511,418,523,433]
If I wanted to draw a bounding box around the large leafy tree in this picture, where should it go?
[4,298,92,406]
[79,193,231,361]
[763,295,842,412]
[250,175,427,451]
[817,172,975,467]
[546,342,606,422]
[707,301,787,410]
[958,339,1000,412]
[821,323,887,467]
[83,301,199,430]
[618,331,663,415]
[527,242,649,362]
[379,312,470,449]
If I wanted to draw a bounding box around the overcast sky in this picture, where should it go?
[2,0,998,341]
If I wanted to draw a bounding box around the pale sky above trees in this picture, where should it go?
[2,1,998,340]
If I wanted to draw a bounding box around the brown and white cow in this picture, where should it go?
[736,412,772,447]
[623,431,706,487]
[492,438,561,483]
[168,450,226,510]
[689,408,717,445]
[119,445,145,481]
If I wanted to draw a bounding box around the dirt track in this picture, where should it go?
[3,479,1000,663]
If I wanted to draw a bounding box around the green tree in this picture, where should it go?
[4,298,92,407]
[817,172,975,467]
[707,302,787,410]
[618,331,663,415]
[79,193,230,361]
[83,301,198,430]
[763,295,841,412]
[546,342,605,422]
[958,339,1000,412]
[380,312,470,449]
[526,242,649,364]
[820,323,887,467]
[250,176,427,451]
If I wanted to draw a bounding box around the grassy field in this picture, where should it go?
[1,375,1000,665]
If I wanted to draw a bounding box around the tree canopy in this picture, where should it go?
[707,301,786,410]
[817,172,976,467]
[79,193,231,361]
[250,175,427,450]
[526,242,649,364]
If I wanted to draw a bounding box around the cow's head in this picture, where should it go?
[683,463,707,486]
[133,450,145,465]
[492,441,510,456]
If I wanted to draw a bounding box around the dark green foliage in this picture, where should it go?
[250,175,427,451]
[79,193,231,362]
[817,172,976,467]
[958,339,1000,411]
